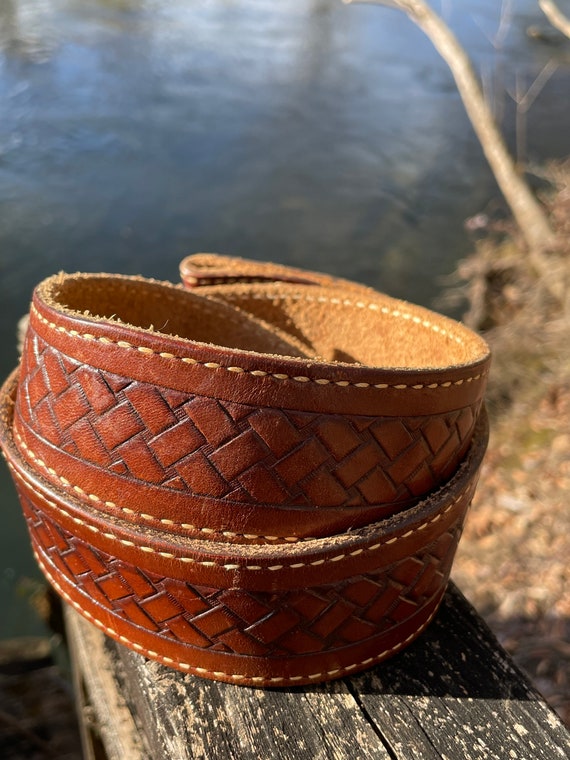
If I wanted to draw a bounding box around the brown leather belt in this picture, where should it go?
[0,255,490,686]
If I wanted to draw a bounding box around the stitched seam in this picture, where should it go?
[33,547,441,684]
[220,292,466,344]
[13,430,301,544]
[11,461,469,571]
[31,305,488,389]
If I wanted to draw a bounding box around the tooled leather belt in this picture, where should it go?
[0,254,490,686]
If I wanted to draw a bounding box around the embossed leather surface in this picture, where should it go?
[0,255,490,685]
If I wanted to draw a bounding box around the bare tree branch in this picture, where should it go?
[345,0,555,250]
[516,59,559,113]
[508,59,558,165]
[539,0,570,39]
[495,0,514,49]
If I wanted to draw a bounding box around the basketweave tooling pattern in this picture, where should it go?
[17,328,481,517]
[0,258,491,685]
[21,487,461,660]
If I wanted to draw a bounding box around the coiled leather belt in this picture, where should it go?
[0,255,490,686]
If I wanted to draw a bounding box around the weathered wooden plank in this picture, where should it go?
[118,655,390,760]
[348,587,570,760]
[65,605,147,760]
[65,584,570,760]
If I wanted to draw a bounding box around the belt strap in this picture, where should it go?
[0,255,490,686]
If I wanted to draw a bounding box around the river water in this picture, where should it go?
[0,0,569,639]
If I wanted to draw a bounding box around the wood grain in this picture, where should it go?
[65,584,570,760]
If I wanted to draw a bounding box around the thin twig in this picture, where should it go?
[495,0,513,49]
[539,0,570,39]
[517,59,559,113]
[344,0,555,250]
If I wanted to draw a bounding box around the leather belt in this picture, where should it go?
[0,255,490,686]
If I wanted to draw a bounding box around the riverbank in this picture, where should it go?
[450,160,570,725]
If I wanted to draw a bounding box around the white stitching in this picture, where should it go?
[31,305,488,390]
[33,546,442,684]
[221,291,466,344]
[10,460,469,571]
[13,430,301,544]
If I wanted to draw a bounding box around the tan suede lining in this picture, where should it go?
[181,253,490,369]
[38,273,314,360]
[37,267,489,371]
